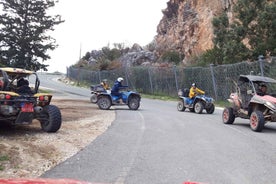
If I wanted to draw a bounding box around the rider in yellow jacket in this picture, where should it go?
[100,79,110,90]
[189,83,205,98]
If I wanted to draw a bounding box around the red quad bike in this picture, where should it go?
[222,75,276,132]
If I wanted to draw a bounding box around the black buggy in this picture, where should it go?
[0,67,62,132]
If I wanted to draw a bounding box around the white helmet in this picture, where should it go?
[117,77,124,82]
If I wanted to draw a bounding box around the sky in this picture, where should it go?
[46,0,168,73]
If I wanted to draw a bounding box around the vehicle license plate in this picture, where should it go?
[21,103,34,112]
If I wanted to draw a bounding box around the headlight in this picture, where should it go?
[0,94,5,99]
[44,96,49,101]
[38,95,49,102]
[265,101,276,111]
[205,97,214,103]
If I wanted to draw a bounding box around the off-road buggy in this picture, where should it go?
[0,67,62,132]
[177,88,215,114]
[97,88,141,110]
[222,75,276,132]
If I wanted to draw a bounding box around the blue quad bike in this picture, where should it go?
[97,90,141,110]
[177,88,215,114]
[90,84,107,103]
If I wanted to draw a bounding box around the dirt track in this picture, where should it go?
[0,99,115,178]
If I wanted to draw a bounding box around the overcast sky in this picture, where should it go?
[46,0,168,73]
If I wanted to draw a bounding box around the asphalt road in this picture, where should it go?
[33,73,89,100]
[39,74,276,184]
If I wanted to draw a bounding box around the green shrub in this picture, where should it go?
[161,51,182,65]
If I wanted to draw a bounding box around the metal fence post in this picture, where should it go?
[124,65,129,87]
[98,71,101,83]
[258,55,264,76]
[210,64,218,100]
[148,67,153,94]
[173,65,179,91]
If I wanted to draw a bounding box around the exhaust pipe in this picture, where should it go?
[34,106,43,113]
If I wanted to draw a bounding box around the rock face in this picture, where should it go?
[87,44,156,67]
[155,0,235,64]
[120,43,156,67]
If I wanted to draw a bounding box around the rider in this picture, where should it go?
[189,83,205,99]
[17,78,32,94]
[257,84,268,96]
[111,77,128,100]
[100,79,110,90]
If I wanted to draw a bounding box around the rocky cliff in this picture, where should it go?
[155,0,236,64]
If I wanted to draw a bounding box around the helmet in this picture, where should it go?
[102,79,108,82]
[261,84,267,88]
[192,83,196,87]
[117,77,124,82]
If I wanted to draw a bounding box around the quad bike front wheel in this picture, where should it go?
[194,101,203,114]
[128,96,140,110]
[250,110,265,132]
[206,104,215,114]
[222,107,235,124]
[177,100,185,111]
[39,105,62,133]
[97,96,111,110]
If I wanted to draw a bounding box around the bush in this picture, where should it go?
[161,51,182,65]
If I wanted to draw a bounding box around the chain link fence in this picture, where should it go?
[67,57,276,101]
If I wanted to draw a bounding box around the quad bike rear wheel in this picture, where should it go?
[128,96,140,110]
[222,107,235,124]
[39,105,62,132]
[97,96,112,110]
[194,101,203,114]
[177,100,185,111]
[90,93,98,103]
[250,110,265,132]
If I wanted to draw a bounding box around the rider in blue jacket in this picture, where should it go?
[111,77,128,99]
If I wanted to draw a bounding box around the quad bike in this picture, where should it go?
[96,89,141,110]
[0,67,62,132]
[89,84,110,103]
[177,88,215,114]
[222,75,276,132]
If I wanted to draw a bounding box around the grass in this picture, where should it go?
[38,89,52,93]
[141,93,177,101]
[215,100,231,108]
[0,155,9,162]
[141,93,230,107]
[0,155,9,171]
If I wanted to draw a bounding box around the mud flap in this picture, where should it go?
[15,112,33,124]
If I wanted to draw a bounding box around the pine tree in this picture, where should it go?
[234,0,276,58]
[0,0,64,71]
[209,0,275,64]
